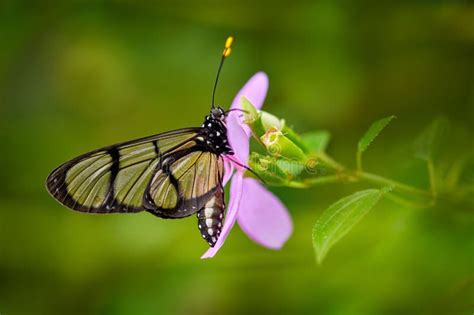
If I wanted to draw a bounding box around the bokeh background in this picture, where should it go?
[1,1,473,314]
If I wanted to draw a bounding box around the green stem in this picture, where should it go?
[358,172,432,198]
[315,152,345,172]
[285,175,343,188]
[286,181,309,188]
[427,159,437,198]
[256,141,436,203]
[304,175,343,186]
[302,153,435,202]
[385,192,435,209]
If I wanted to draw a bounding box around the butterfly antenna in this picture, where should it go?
[224,108,248,115]
[211,36,234,109]
[225,156,267,185]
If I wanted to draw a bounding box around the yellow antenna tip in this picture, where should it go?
[225,36,234,48]
[223,36,234,57]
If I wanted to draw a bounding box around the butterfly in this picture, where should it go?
[46,37,241,247]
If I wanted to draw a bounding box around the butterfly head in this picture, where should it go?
[210,107,225,120]
[203,106,227,129]
[200,107,233,155]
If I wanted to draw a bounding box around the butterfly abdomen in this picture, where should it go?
[197,187,225,247]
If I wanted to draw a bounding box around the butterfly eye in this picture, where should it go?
[211,108,223,119]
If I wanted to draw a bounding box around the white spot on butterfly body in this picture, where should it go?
[204,208,213,217]
[206,219,213,227]
[208,228,214,236]
[216,131,221,136]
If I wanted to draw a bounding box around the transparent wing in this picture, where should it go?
[46,128,223,217]
[146,151,225,218]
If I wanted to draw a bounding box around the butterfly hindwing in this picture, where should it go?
[46,128,224,217]
[145,151,224,218]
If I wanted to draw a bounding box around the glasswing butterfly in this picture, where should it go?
[46,37,241,247]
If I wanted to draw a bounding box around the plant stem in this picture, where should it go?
[384,193,435,209]
[358,172,432,198]
[427,159,437,198]
[304,175,343,186]
[315,152,345,172]
[304,153,435,201]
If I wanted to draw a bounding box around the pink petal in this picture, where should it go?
[231,72,269,110]
[222,158,234,186]
[237,178,293,249]
[226,112,249,163]
[201,173,244,259]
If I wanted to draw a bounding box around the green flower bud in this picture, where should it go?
[281,124,308,153]
[240,96,259,122]
[240,97,311,158]
[260,128,307,162]
[247,153,289,186]
[260,111,285,131]
[276,159,305,177]
[241,97,266,138]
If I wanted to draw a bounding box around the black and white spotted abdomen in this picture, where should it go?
[197,187,225,247]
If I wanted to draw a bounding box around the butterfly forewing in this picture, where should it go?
[46,128,224,217]
[113,159,160,209]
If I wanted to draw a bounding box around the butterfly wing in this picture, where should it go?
[46,128,225,218]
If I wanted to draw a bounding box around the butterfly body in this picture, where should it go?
[197,186,225,246]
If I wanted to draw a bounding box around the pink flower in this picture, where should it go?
[201,72,293,259]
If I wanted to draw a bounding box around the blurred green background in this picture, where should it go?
[1,1,473,314]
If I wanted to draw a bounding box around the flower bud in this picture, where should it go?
[260,128,307,162]
[247,153,289,186]
[240,97,266,137]
[240,97,310,156]
[260,111,285,131]
[240,96,259,122]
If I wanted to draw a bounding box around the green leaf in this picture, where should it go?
[312,188,390,264]
[357,115,396,170]
[301,130,331,153]
[414,117,450,162]
[358,115,396,155]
